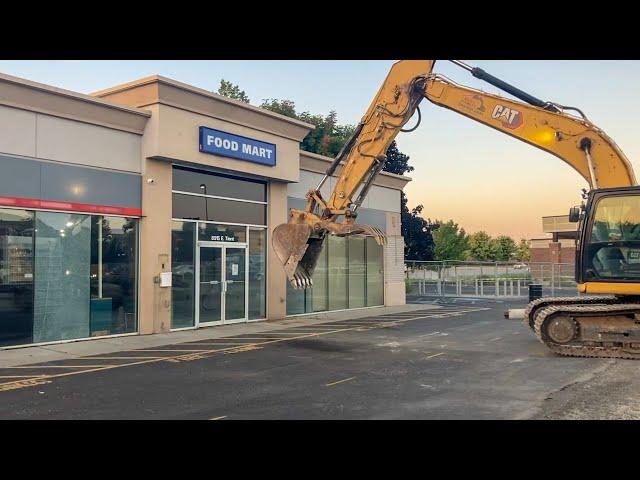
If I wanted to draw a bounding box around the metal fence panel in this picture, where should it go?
[405,260,576,298]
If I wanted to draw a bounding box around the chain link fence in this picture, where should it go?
[405,260,576,298]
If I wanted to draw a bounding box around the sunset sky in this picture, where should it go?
[2,60,638,240]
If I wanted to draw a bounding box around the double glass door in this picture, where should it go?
[197,244,246,325]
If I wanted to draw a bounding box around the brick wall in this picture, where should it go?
[530,242,576,265]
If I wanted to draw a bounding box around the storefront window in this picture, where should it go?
[0,209,34,347]
[366,237,384,306]
[0,210,139,348]
[173,166,266,202]
[33,212,92,343]
[173,194,266,225]
[249,228,266,319]
[90,216,138,336]
[171,166,268,326]
[286,282,307,315]
[171,221,196,328]
[348,237,366,308]
[286,235,384,315]
[328,237,348,311]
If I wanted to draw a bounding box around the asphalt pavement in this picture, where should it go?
[0,296,637,419]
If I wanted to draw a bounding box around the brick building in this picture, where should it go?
[529,215,578,265]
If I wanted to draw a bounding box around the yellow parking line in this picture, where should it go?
[0,375,49,379]
[424,352,446,359]
[326,376,357,387]
[293,325,349,329]
[187,339,284,344]
[6,365,111,369]
[86,356,167,360]
[137,349,211,352]
[249,331,330,336]
[178,342,257,346]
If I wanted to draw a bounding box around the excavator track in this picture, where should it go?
[533,302,640,359]
[524,295,618,330]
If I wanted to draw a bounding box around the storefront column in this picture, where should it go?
[267,181,288,320]
[384,211,406,306]
[139,158,173,334]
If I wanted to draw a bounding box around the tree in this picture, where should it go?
[402,201,436,260]
[433,220,468,261]
[217,80,250,103]
[383,141,414,175]
[493,235,517,261]
[466,231,498,261]
[260,98,297,118]
[386,140,434,260]
[516,238,531,261]
[261,98,357,157]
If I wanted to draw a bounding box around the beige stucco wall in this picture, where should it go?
[384,212,406,306]
[137,105,172,334]
[287,168,402,214]
[138,159,173,334]
[0,104,142,173]
[267,181,289,320]
[150,104,301,182]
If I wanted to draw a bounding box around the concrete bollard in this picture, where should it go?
[504,308,525,319]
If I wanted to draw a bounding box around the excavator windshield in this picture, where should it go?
[586,194,640,280]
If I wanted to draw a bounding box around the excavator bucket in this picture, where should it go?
[273,221,387,289]
[272,223,324,289]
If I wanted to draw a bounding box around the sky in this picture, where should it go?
[2,59,639,240]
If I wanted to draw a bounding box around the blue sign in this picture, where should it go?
[199,127,276,167]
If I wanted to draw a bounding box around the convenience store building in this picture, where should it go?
[0,72,410,348]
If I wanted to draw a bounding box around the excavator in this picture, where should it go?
[272,60,640,359]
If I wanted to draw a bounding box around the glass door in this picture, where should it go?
[196,244,247,326]
[198,247,223,325]
[224,247,246,323]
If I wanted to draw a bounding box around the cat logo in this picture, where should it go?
[459,94,485,113]
[491,104,523,129]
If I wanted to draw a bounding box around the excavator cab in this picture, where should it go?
[577,187,640,286]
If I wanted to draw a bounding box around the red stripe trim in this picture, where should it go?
[0,196,142,217]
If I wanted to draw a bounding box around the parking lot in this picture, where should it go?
[0,297,638,419]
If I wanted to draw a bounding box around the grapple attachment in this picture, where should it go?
[272,220,387,290]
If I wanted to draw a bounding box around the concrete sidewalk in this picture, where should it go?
[0,304,435,368]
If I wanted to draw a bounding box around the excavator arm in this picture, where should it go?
[273,60,434,288]
[424,72,636,189]
[273,60,637,289]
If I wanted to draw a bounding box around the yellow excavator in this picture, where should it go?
[272,60,640,359]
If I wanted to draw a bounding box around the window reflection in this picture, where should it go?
[173,166,267,202]
[286,235,384,315]
[90,217,138,336]
[171,221,196,328]
[249,229,266,319]
[587,195,640,279]
[34,212,92,343]
[0,209,34,347]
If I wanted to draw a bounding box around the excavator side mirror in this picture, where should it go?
[569,206,581,223]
